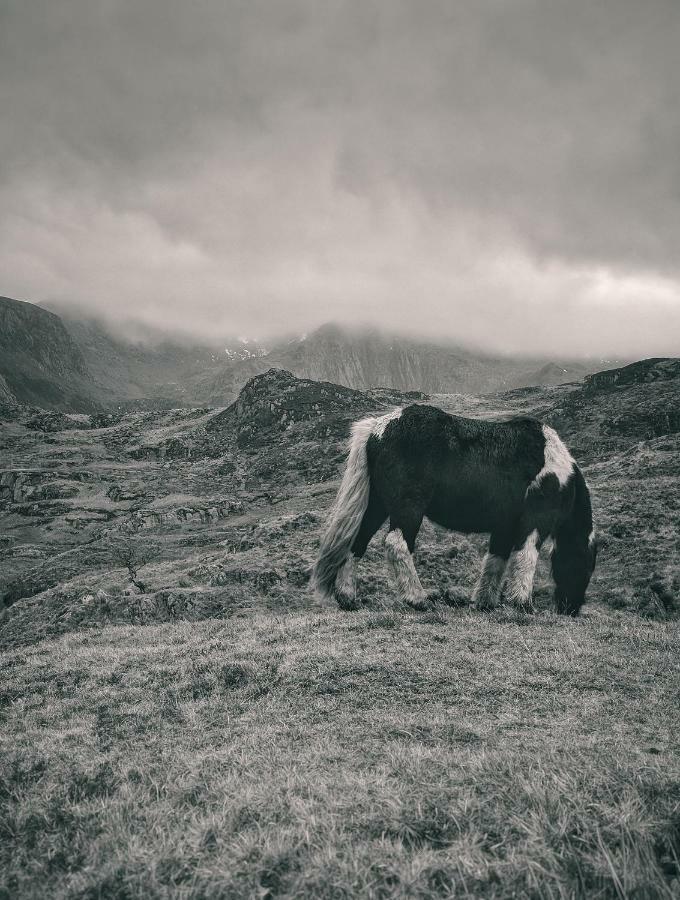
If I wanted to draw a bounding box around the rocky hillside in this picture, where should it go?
[584,357,680,392]
[1,358,678,648]
[0,297,100,411]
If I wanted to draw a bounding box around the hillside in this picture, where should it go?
[2,359,679,898]
[0,297,100,412]
[1,359,678,642]
[55,312,264,407]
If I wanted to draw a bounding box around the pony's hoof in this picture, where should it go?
[474,601,497,612]
[405,600,429,611]
[335,591,362,611]
[472,591,498,611]
[512,602,535,615]
[405,590,437,611]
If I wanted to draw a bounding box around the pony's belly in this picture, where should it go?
[426,487,519,534]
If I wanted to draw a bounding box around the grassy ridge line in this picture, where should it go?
[2,609,679,899]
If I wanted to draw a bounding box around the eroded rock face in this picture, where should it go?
[106,484,148,503]
[89,412,123,429]
[119,501,244,531]
[0,471,79,504]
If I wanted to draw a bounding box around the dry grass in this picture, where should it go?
[2,607,679,898]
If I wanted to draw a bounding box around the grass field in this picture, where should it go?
[2,606,679,899]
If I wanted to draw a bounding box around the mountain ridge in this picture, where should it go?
[0,295,631,410]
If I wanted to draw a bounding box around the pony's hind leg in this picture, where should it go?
[334,556,358,610]
[335,490,386,609]
[384,511,428,610]
[473,532,512,610]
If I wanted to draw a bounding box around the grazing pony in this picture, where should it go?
[313,405,597,616]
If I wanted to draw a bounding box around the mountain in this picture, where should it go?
[200,323,602,405]
[1,297,620,410]
[0,296,101,411]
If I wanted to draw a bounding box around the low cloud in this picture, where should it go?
[1,0,679,356]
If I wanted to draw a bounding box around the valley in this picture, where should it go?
[1,307,679,899]
[2,360,678,649]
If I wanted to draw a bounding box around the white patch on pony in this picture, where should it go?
[588,528,596,548]
[384,528,427,609]
[529,425,575,491]
[504,529,540,608]
[472,553,507,610]
[372,407,403,439]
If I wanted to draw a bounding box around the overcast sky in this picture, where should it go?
[1,0,679,356]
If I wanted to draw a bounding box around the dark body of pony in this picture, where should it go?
[313,404,597,616]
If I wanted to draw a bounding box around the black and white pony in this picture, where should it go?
[313,404,597,616]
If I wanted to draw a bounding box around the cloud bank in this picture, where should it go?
[1,0,679,356]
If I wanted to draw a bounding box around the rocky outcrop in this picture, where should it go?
[128,435,222,461]
[119,500,244,531]
[584,358,680,393]
[89,412,124,429]
[207,368,370,448]
[0,471,79,505]
[25,411,82,432]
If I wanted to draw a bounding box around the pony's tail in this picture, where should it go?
[312,416,376,600]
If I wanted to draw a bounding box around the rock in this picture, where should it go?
[207,369,368,448]
[25,411,80,432]
[89,412,123,429]
[64,510,114,529]
[120,500,244,531]
[13,501,72,518]
[11,546,45,559]
[106,484,148,503]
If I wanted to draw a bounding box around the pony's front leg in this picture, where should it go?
[472,550,508,610]
[503,529,540,610]
[384,528,428,610]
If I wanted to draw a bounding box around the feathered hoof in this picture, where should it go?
[511,601,536,614]
[472,592,498,611]
[405,589,438,611]
[335,590,362,611]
